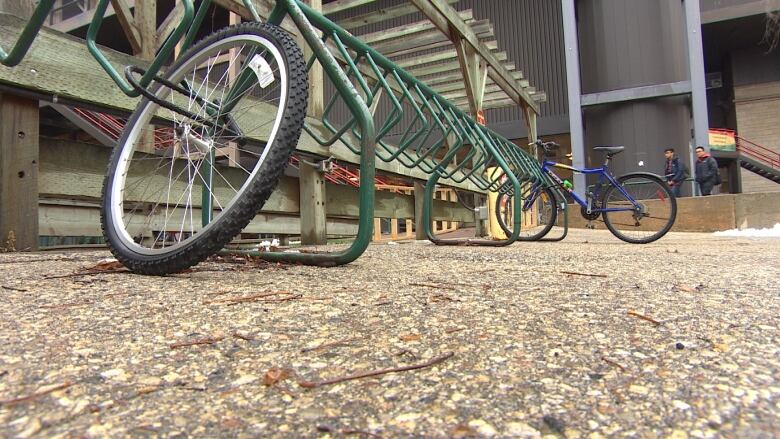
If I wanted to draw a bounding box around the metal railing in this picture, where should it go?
[737,136,780,170]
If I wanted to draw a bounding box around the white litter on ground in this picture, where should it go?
[713,223,780,238]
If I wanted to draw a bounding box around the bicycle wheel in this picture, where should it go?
[101,22,307,275]
[601,173,676,244]
[496,184,557,240]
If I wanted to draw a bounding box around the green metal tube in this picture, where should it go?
[0,0,56,67]
[85,0,195,97]
[240,0,376,266]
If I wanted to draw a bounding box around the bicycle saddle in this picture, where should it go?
[593,146,625,155]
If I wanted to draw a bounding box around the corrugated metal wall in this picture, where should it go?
[324,0,568,140]
[576,0,693,181]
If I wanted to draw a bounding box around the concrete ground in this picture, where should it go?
[0,229,778,438]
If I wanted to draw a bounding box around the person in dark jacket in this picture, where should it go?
[695,146,720,196]
[664,148,685,197]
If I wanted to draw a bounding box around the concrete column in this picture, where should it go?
[299,162,327,245]
[683,0,709,196]
[0,93,40,251]
[561,0,586,197]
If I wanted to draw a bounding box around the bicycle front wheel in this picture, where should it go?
[101,22,308,275]
[496,184,558,241]
[601,173,676,244]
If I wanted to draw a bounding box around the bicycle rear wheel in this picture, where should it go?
[601,173,676,244]
[496,184,557,241]
[101,22,308,275]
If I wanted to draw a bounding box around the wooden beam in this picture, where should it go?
[431,71,523,94]
[409,0,539,114]
[385,28,495,58]
[299,161,327,245]
[212,0,299,35]
[337,0,458,30]
[110,0,142,55]
[0,0,32,17]
[0,93,39,251]
[134,0,156,60]
[156,1,187,52]
[406,52,507,79]
[359,9,472,45]
[374,20,492,57]
[394,40,497,69]
[414,180,426,240]
[322,0,378,15]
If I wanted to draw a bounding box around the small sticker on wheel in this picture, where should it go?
[248,55,275,88]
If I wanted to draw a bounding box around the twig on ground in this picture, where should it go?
[169,336,225,349]
[1,285,28,292]
[301,337,360,353]
[0,381,73,407]
[409,282,456,290]
[601,357,627,372]
[627,311,661,326]
[298,352,454,388]
[203,291,294,305]
[445,327,467,334]
[232,332,254,341]
[560,270,608,278]
[372,301,393,306]
[394,349,418,360]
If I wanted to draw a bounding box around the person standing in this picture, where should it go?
[664,148,686,197]
[694,146,720,196]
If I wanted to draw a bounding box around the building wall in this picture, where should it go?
[731,47,780,193]
[576,0,694,182]
[734,81,780,192]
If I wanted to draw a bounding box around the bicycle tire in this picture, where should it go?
[601,172,676,244]
[101,22,307,275]
[495,185,558,241]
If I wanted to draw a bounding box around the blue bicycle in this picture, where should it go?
[496,140,677,243]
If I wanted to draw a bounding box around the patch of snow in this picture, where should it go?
[713,223,780,238]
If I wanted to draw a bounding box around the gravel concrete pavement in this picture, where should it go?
[1,229,778,438]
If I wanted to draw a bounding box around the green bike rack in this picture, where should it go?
[497,178,570,242]
[2,0,550,266]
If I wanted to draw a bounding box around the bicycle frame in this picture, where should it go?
[527,159,641,214]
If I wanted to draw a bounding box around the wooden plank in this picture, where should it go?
[0,0,32,17]
[383,24,494,58]
[410,54,509,79]
[337,0,458,31]
[156,1,187,52]
[323,0,379,15]
[394,40,498,70]
[358,10,472,45]
[110,0,142,55]
[431,71,523,94]
[410,0,539,114]
[299,160,327,245]
[134,0,156,60]
[413,180,426,240]
[306,0,324,117]
[38,202,361,238]
[211,0,298,35]
[0,93,39,251]
[373,20,491,57]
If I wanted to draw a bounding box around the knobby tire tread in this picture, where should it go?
[601,173,677,244]
[101,22,308,275]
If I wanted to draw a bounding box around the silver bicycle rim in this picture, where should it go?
[109,34,288,255]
